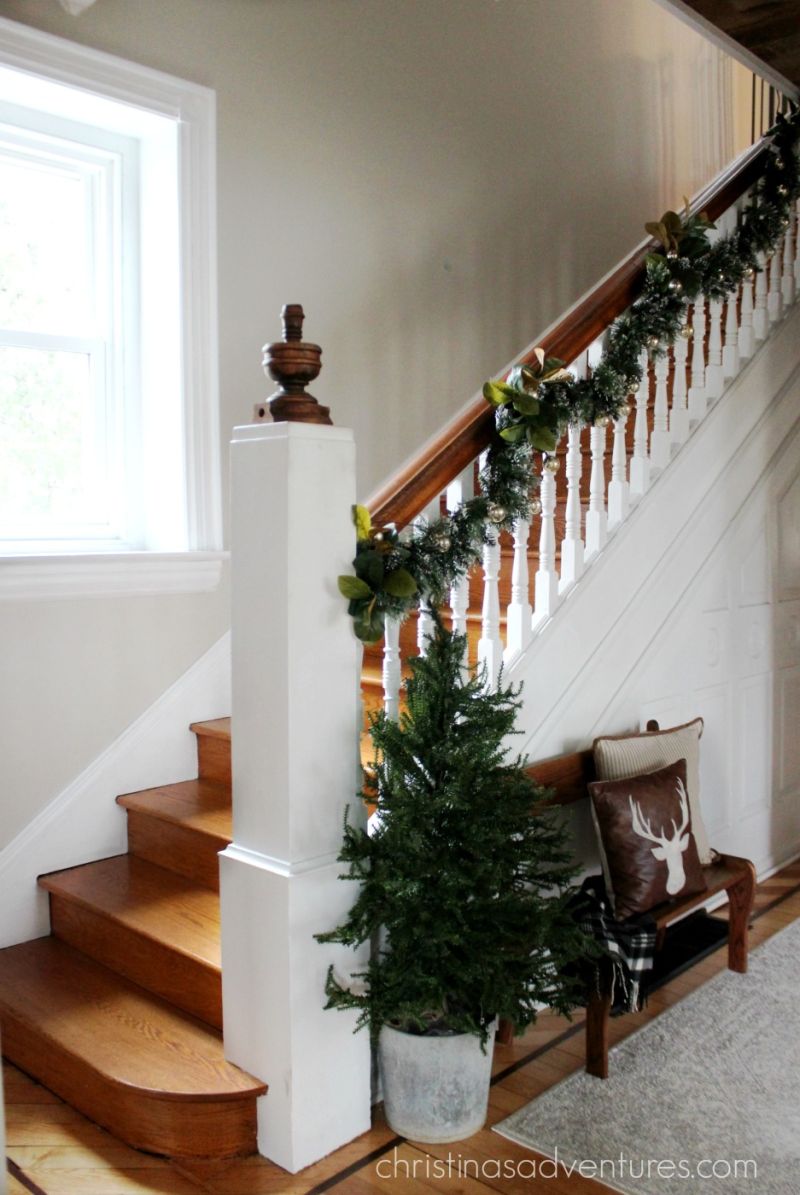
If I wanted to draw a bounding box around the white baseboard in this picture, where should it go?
[0,631,231,948]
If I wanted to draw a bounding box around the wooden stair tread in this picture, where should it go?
[117,779,232,843]
[190,717,231,740]
[40,855,221,972]
[0,937,264,1101]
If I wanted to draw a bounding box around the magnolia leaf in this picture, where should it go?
[533,346,545,369]
[528,426,557,451]
[544,366,572,383]
[354,549,385,587]
[383,567,417,598]
[338,575,373,600]
[352,504,372,541]
[499,423,527,443]
[353,606,384,644]
[645,220,668,249]
[663,210,682,235]
[511,392,540,417]
[483,381,517,407]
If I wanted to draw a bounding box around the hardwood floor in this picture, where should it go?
[5,859,800,1194]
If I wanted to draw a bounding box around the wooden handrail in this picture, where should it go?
[367,140,769,530]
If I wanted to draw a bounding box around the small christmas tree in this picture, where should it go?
[317,616,589,1044]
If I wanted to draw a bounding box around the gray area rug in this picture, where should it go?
[494,917,800,1194]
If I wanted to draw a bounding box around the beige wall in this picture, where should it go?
[0,0,754,848]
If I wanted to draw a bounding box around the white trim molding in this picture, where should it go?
[0,551,228,600]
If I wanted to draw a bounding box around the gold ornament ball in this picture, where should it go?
[529,497,543,517]
[777,184,789,198]
[432,531,451,552]
[668,279,682,292]
[486,502,507,524]
[648,336,660,349]
[594,414,611,428]
[373,531,384,543]
[744,266,755,280]
[543,456,561,475]
[680,324,693,339]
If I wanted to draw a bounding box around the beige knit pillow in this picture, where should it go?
[592,718,713,865]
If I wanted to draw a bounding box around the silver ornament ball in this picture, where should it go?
[486,502,507,524]
[543,456,561,475]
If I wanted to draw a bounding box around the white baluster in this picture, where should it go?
[607,408,630,528]
[559,422,585,590]
[446,467,473,667]
[687,298,707,424]
[753,253,769,341]
[782,220,795,307]
[705,298,724,401]
[670,319,690,444]
[629,349,651,499]
[505,516,532,660]
[768,244,783,324]
[721,286,741,379]
[738,268,756,360]
[476,453,503,688]
[533,456,559,624]
[584,425,607,558]
[649,352,671,471]
[414,497,440,657]
[794,200,800,296]
[382,616,401,721]
[477,525,503,688]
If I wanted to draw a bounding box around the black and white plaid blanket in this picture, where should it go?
[568,875,657,1015]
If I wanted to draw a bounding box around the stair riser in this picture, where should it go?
[0,1014,257,1159]
[49,897,222,1030]
[195,734,231,787]
[125,809,224,892]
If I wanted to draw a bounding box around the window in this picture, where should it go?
[0,16,221,594]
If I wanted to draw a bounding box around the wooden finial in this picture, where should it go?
[257,304,332,425]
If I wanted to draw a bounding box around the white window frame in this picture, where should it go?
[0,16,223,598]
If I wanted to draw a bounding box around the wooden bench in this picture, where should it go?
[496,724,757,1079]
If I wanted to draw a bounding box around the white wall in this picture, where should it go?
[0,0,755,853]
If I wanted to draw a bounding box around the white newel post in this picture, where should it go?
[220,309,370,1173]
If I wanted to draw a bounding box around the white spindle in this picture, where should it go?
[738,268,755,360]
[559,422,585,590]
[794,200,800,295]
[476,453,503,687]
[414,498,440,656]
[585,424,608,558]
[705,298,724,401]
[721,287,741,379]
[782,221,795,307]
[687,298,707,424]
[477,525,503,687]
[649,351,671,471]
[670,319,690,444]
[629,349,651,499]
[768,244,783,324]
[753,253,769,341]
[446,467,473,666]
[382,616,401,721]
[505,517,532,659]
[533,456,559,623]
[607,408,630,528]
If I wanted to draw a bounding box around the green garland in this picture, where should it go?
[340,106,800,644]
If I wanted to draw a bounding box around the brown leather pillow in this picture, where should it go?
[589,758,707,920]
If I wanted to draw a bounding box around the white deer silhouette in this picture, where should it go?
[628,779,691,895]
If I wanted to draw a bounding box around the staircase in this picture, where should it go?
[0,718,265,1160]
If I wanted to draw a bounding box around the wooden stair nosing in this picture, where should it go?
[117,779,232,892]
[40,855,222,1030]
[0,937,265,1159]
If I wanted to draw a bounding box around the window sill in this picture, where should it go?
[0,551,228,600]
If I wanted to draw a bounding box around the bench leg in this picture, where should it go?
[585,990,611,1079]
[727,860,756,973]
[496,1017,514,1046]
